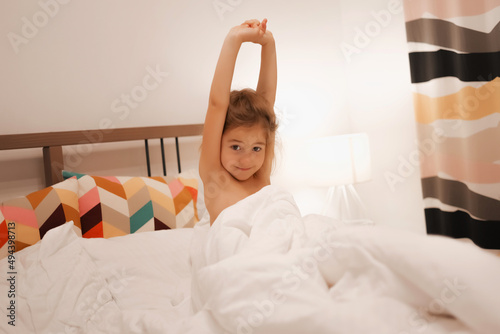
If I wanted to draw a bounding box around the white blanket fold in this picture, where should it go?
[189,185,500,334]
[1,185,499,334]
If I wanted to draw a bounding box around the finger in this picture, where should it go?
[244,19,260,28]
[261,18,267,32]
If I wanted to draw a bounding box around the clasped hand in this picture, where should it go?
[229,18,274,46]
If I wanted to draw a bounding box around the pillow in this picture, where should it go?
[63,168,206,218]
[0,177,81,259]
[0,210,9,259]
[69,173,199,238]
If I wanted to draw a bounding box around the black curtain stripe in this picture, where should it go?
[422,177,500,221]
[409,50,500,83]
[425,208,500,249]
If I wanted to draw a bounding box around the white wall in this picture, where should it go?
[0,0,425,233]
[338,0,426,233]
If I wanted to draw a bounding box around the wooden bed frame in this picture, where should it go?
[0,124,204,187]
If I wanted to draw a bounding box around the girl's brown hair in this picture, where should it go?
[223,88,277,140]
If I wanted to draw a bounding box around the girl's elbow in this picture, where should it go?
[208,96,229,111]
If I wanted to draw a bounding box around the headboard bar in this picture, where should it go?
[0,124,204,150]
[0,124,204,187]
[43,146,64,187]
[145,136,182,178]
[175,137,181,173]
[145,139,152,177]
[160,138,167,176]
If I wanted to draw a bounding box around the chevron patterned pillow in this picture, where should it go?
[76,174,199,238]
[0,177,81,259]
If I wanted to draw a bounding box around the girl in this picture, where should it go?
[199,19,277,225]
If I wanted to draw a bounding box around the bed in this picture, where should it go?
[1,125,499,334]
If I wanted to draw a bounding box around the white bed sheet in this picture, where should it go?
[0,223,193,334]
[1,185,499,334]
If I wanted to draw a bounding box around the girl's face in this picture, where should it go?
[221,124,267,181]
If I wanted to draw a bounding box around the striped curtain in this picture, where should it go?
[404,0,500,249]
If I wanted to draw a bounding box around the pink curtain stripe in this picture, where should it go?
[404,0,500,22]
[420,153,500,184]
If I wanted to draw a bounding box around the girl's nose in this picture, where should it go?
[239,152,252,165]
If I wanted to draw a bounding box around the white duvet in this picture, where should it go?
[1,185,499,334]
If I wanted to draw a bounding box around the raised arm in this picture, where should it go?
[255,19,277,182]
[199,30,242,181]
[256,19,277,108]
[199,20,271,181]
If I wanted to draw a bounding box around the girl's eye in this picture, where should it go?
[231,145,241,151]
[253,147,262,152]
